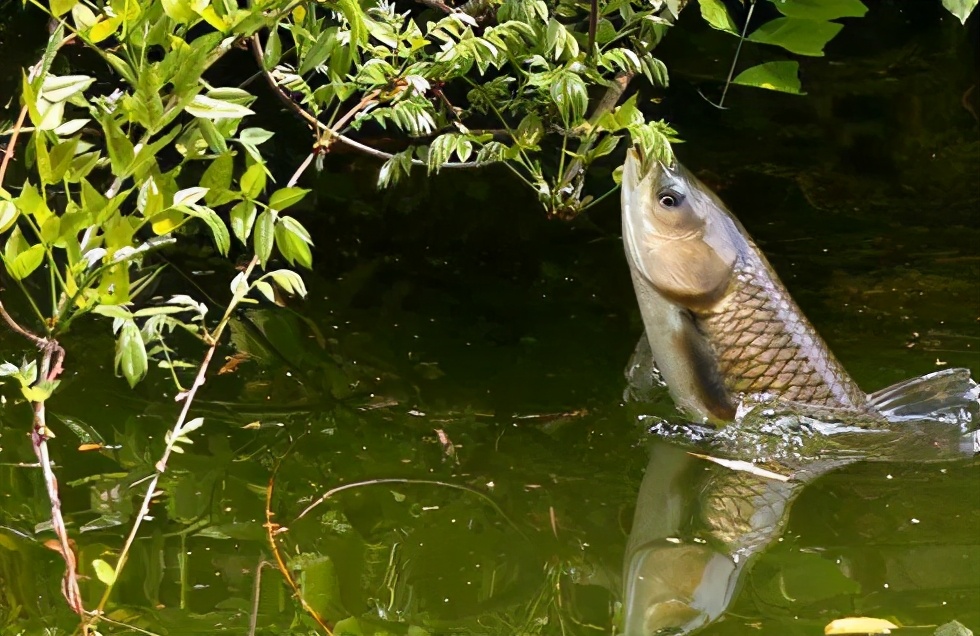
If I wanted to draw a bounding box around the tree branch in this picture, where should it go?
[559,71,635,190]
[249,34,481,170]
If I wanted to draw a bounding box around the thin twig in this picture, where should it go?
[415,0,454,13]
[87,255,260,624]
[249,34,480,169]
[332,88,381,134]
[0,301,45,345]
[264,443,335,635]
[558,71,634,190]
[0,302,82,616]
[294,478,521,537]
[86,128,321,631]
[587,0,598,55]
[701,0,756,109]
[0,105,28,188]
[247,558,272,636]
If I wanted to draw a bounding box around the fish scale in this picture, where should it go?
[697,256,869,409]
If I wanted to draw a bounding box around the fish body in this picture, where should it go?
[619,149,979,635]
[621,149,870,423]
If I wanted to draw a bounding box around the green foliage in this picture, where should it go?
[733,61,805,94]
[0,6,319,399]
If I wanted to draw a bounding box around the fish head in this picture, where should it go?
[621,148,741,309]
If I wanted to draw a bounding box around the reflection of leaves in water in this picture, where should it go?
[266,419,623,635]
[753,551,860,608]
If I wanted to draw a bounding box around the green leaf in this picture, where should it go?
[183,205,231,256]
[274,222,313,269]
[0,200,18,234]
[268,187,310,211]
[101,115,135,177]
[182,416,205,434]
[334,0,368,46]
[427,134,457,174]
[588,134,622,161]
[263,27,282,70]
[23,380,59,403]
[551,71,588,124]
[105,53,137,86]
[230,201,257,245]
[253,279,276,303]
[7,244,45,280]
[116,320,148,388]
[641,57,669,88]
[254,209,275,267]
[53,118,89,137]
[455,137,473,163]
[16,185,51,225]
[5,218,33,258]
[34,134,53,185]
[89,17,122,43]
[40,75,94,102]
[267,269,308,297]
[299,27,339,75]
[137,177,165,219]
[48,138,78,184]
[185,95,254,120]
[92,558,116,586]
[162,0,197,23]
[732,61,804,94]
[40,217,61,245]
[81,178,109,218]
[516,114,544,148]
[240,162,266,199]
[68,151,100,182]
[35,100,66,132]
[278,216,312,245]
[71,3,98,31]
[173,187,209,207]
[377,149,413,188]
[50,0,78,18]
[699,0,738,33]
[93,305,134,321]
[239,127,274,146]
[942,0,979,24]
[748,17,843,56]
[769,0,867,20]
[201,152,235,206]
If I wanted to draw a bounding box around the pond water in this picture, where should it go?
[0,3,978,635]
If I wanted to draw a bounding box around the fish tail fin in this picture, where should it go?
[868,368,979,453]
[869,368,978,419]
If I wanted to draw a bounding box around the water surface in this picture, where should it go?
[0,3,978,634]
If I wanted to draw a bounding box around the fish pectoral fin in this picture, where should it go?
[675,312,736,423]
[624,333,668,402]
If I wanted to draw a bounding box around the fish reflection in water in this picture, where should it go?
[618,147,979,635]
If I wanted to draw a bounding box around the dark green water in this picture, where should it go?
[1,2,978,635]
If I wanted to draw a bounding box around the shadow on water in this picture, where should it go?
[0,1,978,634]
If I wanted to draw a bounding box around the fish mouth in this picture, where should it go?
[621,148,666,283]
[623,146,675,192]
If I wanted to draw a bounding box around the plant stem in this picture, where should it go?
[0,105,28,188]
[249,34,480,169]
[557,71,633,190]
[0,301,81,617]
[87,255,261,627]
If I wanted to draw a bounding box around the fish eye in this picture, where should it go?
[657,190,683,209]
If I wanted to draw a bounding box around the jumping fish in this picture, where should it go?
[618,147,979,635]
[620,147,978,425]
